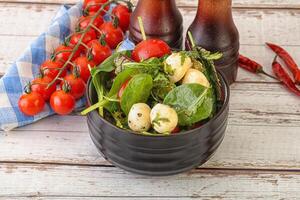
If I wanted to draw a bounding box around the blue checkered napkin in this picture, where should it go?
[0,3,136,131]
[0,3,84,131]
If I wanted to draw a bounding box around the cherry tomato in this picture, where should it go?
[99,22,124,49]
[79,15,104,35]
[83,0,109,16]
[54,44,81,67]
[69,29,97,52]
[31,75,56,101]
[73,56,96,82]
[40,60,66,80]
[132,39,171,62]
[112,4,131,32]
[171,126,181,134]
[50,90,75,115]
[117,78,131,99]
[18,92,45,116]
[87,39,112,65]
[60,74,86,100]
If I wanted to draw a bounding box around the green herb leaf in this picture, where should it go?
[120,74,153,115]
[163,83,215,126]
[91,50,131,77]
[151,73,175,101]
[108,68,140,97]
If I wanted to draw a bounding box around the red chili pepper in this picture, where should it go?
[238,54,278,80]
[272,56,300,97]
[266,42,300,85]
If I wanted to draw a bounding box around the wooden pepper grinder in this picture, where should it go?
[129,0,183,49]
[186,0,239,84]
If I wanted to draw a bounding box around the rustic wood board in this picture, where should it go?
[1,0,300,8]
[0,164,300,199]
[0,0,300,199]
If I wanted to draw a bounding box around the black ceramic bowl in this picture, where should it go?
[86,71,230,176]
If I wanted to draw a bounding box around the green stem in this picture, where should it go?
[188,31,196,48]
[90,24,103,35]
[137,16,147,41]
[81,99,109,115]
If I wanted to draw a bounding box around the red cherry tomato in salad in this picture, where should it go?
[73,56,96,82]
[112,4,131,32]
[79,15,104,34]
[50,90,75,115]
[18,92,45,116]
[60,74,86,100]
[69,29,97,51]
[171,126,181,134]
[99,22,124,49]
[117,78,131,99]
[40,60,66,80]
[31,76,56,101]
[87,39,112,65]
[83,0,109,16]
[54,44,81,66]
[132,39,171,62]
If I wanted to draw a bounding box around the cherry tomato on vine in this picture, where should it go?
[99,22,124,49]
[18,91,45,116]
[60,74,86,100]
[73,56,96,82]
[69,29,97,52]
[53,44,81,67]
[79,15,104,35]
[117,78,131,99]
[87,39,112,65]
[50,89,75,115]
[40,60,66,80]
[83,0,109,16]
[112,4,131,32]
[31,75,56,101]
[132,39,171,62]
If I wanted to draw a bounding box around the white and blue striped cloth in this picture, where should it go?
[0,3,135,131]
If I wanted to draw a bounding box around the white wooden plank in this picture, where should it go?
[1,0,300,9]
[0,198,196,200]
[2,124,300,170]
[0,164,300,198]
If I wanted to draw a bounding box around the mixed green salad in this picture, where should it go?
[82,46,223,135]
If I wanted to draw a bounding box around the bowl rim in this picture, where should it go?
[86,69,230,138]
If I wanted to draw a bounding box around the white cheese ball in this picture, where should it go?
[150,104,178,134]
[128,103,151,132]
[182,68,210,88]
[165,53,193,83]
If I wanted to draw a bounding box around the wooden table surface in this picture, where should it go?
[0,0,300,199]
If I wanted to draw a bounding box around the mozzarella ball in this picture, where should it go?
[150,104,178,134]
[182,68,210,88]
[165,53,193,83]
[128,103,151,132]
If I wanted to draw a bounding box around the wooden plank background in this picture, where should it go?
[0,0,299,199]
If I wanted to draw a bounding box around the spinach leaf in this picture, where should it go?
[163,83,214,126]
[108,68,140,97]
[121,74,153,115]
